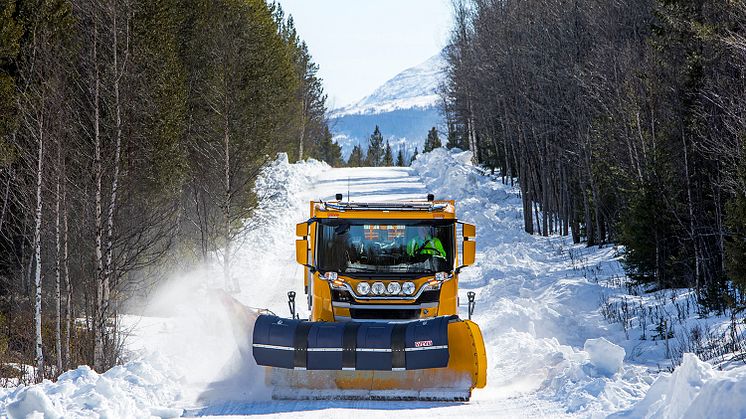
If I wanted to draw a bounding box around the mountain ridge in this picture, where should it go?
[330,53,447,159]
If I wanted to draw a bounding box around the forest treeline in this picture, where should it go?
[345,125,443,167]
[443,0,746,310]
[0,0,340,381]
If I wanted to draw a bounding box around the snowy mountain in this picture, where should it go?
[333,53,446,117]
[330,53,447,159]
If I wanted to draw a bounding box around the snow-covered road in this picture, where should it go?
[4,149,746,418]
[185,162,573,418]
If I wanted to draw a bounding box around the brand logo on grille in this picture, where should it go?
[414,340,433,347]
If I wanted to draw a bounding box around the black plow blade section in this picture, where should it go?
[270,387,471,402]
[252,315,452,371]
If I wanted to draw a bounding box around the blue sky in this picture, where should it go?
[277,0,453,108]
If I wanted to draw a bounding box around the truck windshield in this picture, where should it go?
[316,219,454,275]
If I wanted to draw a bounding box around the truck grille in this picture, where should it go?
[331,289,440,304]
[349,308,421,320]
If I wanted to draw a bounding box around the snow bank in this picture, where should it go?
[585,337,625,376]
[232,154,329,312]
[1,354,182,418]
[612,353,746,419]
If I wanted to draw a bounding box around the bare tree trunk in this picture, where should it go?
[34,113,44,382]
[499,106,512,180]
[104,3,127,332]
[682,131,701,293]
[193,182,208,262]
[55,139,62,374]
[467,101,479,163]
[0,171,10,234]
[713,175,726,274]
[298,97,307,160]
[581,175,595,245]
[541,139,549,237]
[93,20,106,371]
[223,111,234,292]
[63,180,71,369]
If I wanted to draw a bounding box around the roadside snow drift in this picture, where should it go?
[1,355,182,418]
[612,353,746,419]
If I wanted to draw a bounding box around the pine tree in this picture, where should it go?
[0,1,22,153]
[366,125,384,166]
[318,126,342,166]
[348,144,364,167]
[445,123,461,149]
[383,141,393,166]
[423,127,442,152]
[410,147,419,165]
[279,14,327,162]
[396,148,405,166]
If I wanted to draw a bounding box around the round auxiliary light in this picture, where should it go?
[402,281,416,295]
[387,282,401,295]
[371,282,386,295]
[324,271,338,281]
[356,282,371,295]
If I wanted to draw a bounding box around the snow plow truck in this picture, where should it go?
[252,195,487,401]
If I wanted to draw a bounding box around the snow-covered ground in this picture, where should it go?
[3,149,746,418]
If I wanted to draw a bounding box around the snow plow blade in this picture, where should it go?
[252,314,487,401]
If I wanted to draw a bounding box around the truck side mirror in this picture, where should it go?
[296,239,309,265]
[296,222,308,237]
[462,223,476,238]
[457,222,476,272]
[462,240,476,266]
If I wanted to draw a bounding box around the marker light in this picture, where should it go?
[356,282,371,295]
[371,282,386,295]
[402,281,416,295]
[426,279,442,290]
[387,282,402,295]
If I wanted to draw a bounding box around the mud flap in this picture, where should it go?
[252,315,452,371]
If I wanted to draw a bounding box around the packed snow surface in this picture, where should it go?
[3,149,746,418]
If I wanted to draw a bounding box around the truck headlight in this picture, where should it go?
[402,281,415,295]
[371,282,385,295]
[356,282,370,295]
[324,271,338,281]
[387,282,401,295]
